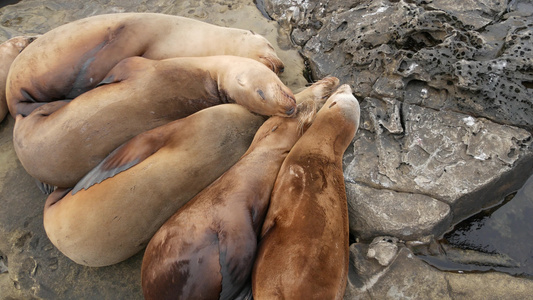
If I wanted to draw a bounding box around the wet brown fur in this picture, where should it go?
[252,84,361,300]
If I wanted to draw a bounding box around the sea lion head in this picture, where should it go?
[246,95,321,153]
[3,35,39,53]
[241,30,285,75]
[224,59,297,118]
[324,84,360,126]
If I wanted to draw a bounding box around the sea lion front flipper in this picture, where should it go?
[71,129,168,195]
[218,227,256,300]
[96,56,152,87]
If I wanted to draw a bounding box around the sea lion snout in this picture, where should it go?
[278,85,297,117]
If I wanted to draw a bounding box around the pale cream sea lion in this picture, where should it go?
[140,93,329,300]
[0,36,37,121]
[6,12,284,117]
[252,84,360,299]
[14,55,296,188]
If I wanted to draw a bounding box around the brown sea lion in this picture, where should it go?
[140,98,324,300]
[252,84,360,299]
[43,104,265,267]
[6,12,284,117]
[42,78,338,268]
[0,36,37,121]
[14,55,296,188]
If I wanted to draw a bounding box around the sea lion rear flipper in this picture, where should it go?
[35,179,55,195]
[71,130,167,195]
[233,281,253,300]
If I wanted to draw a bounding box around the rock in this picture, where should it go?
[346,182,452,240]
[424,0,508,30]
[266,0,533,128]
[345,243,533,299]
[344,97,533,232]
[366,236,399,267]
[262,0,533,295]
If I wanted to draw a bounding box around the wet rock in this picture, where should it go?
[345,243,533,299]
[424,0,508,30]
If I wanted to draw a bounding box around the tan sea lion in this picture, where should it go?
[140,90,329,300]
[42,78,338,268]
[252,84,360,299]
[14,55,296,188]
[0,36,37,121]
[43,104,265,267]
[6,12,284,117]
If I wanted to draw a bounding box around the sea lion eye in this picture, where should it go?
[257,89,266,101]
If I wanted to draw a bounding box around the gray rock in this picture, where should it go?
[344,97,533,227]
[366,236,399,267]
[265,0,533,297]
[345,243,533,299]
[346,182,452,240]
[265,0,533,128]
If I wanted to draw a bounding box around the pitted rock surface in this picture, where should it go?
[266,0,533,128]
[265,0,533,239]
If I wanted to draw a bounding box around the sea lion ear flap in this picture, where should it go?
[71,131,167,195]
[236,73,247,87]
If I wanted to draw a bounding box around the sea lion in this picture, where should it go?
[14,55,296,188]
[252,84,360,299]
[42,78,338,268]
[140,93,326,300]
[0,36,37,121]
[43,104,265,267]
[6,12,284,117]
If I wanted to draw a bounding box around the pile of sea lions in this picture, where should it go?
[1,12,360,299]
